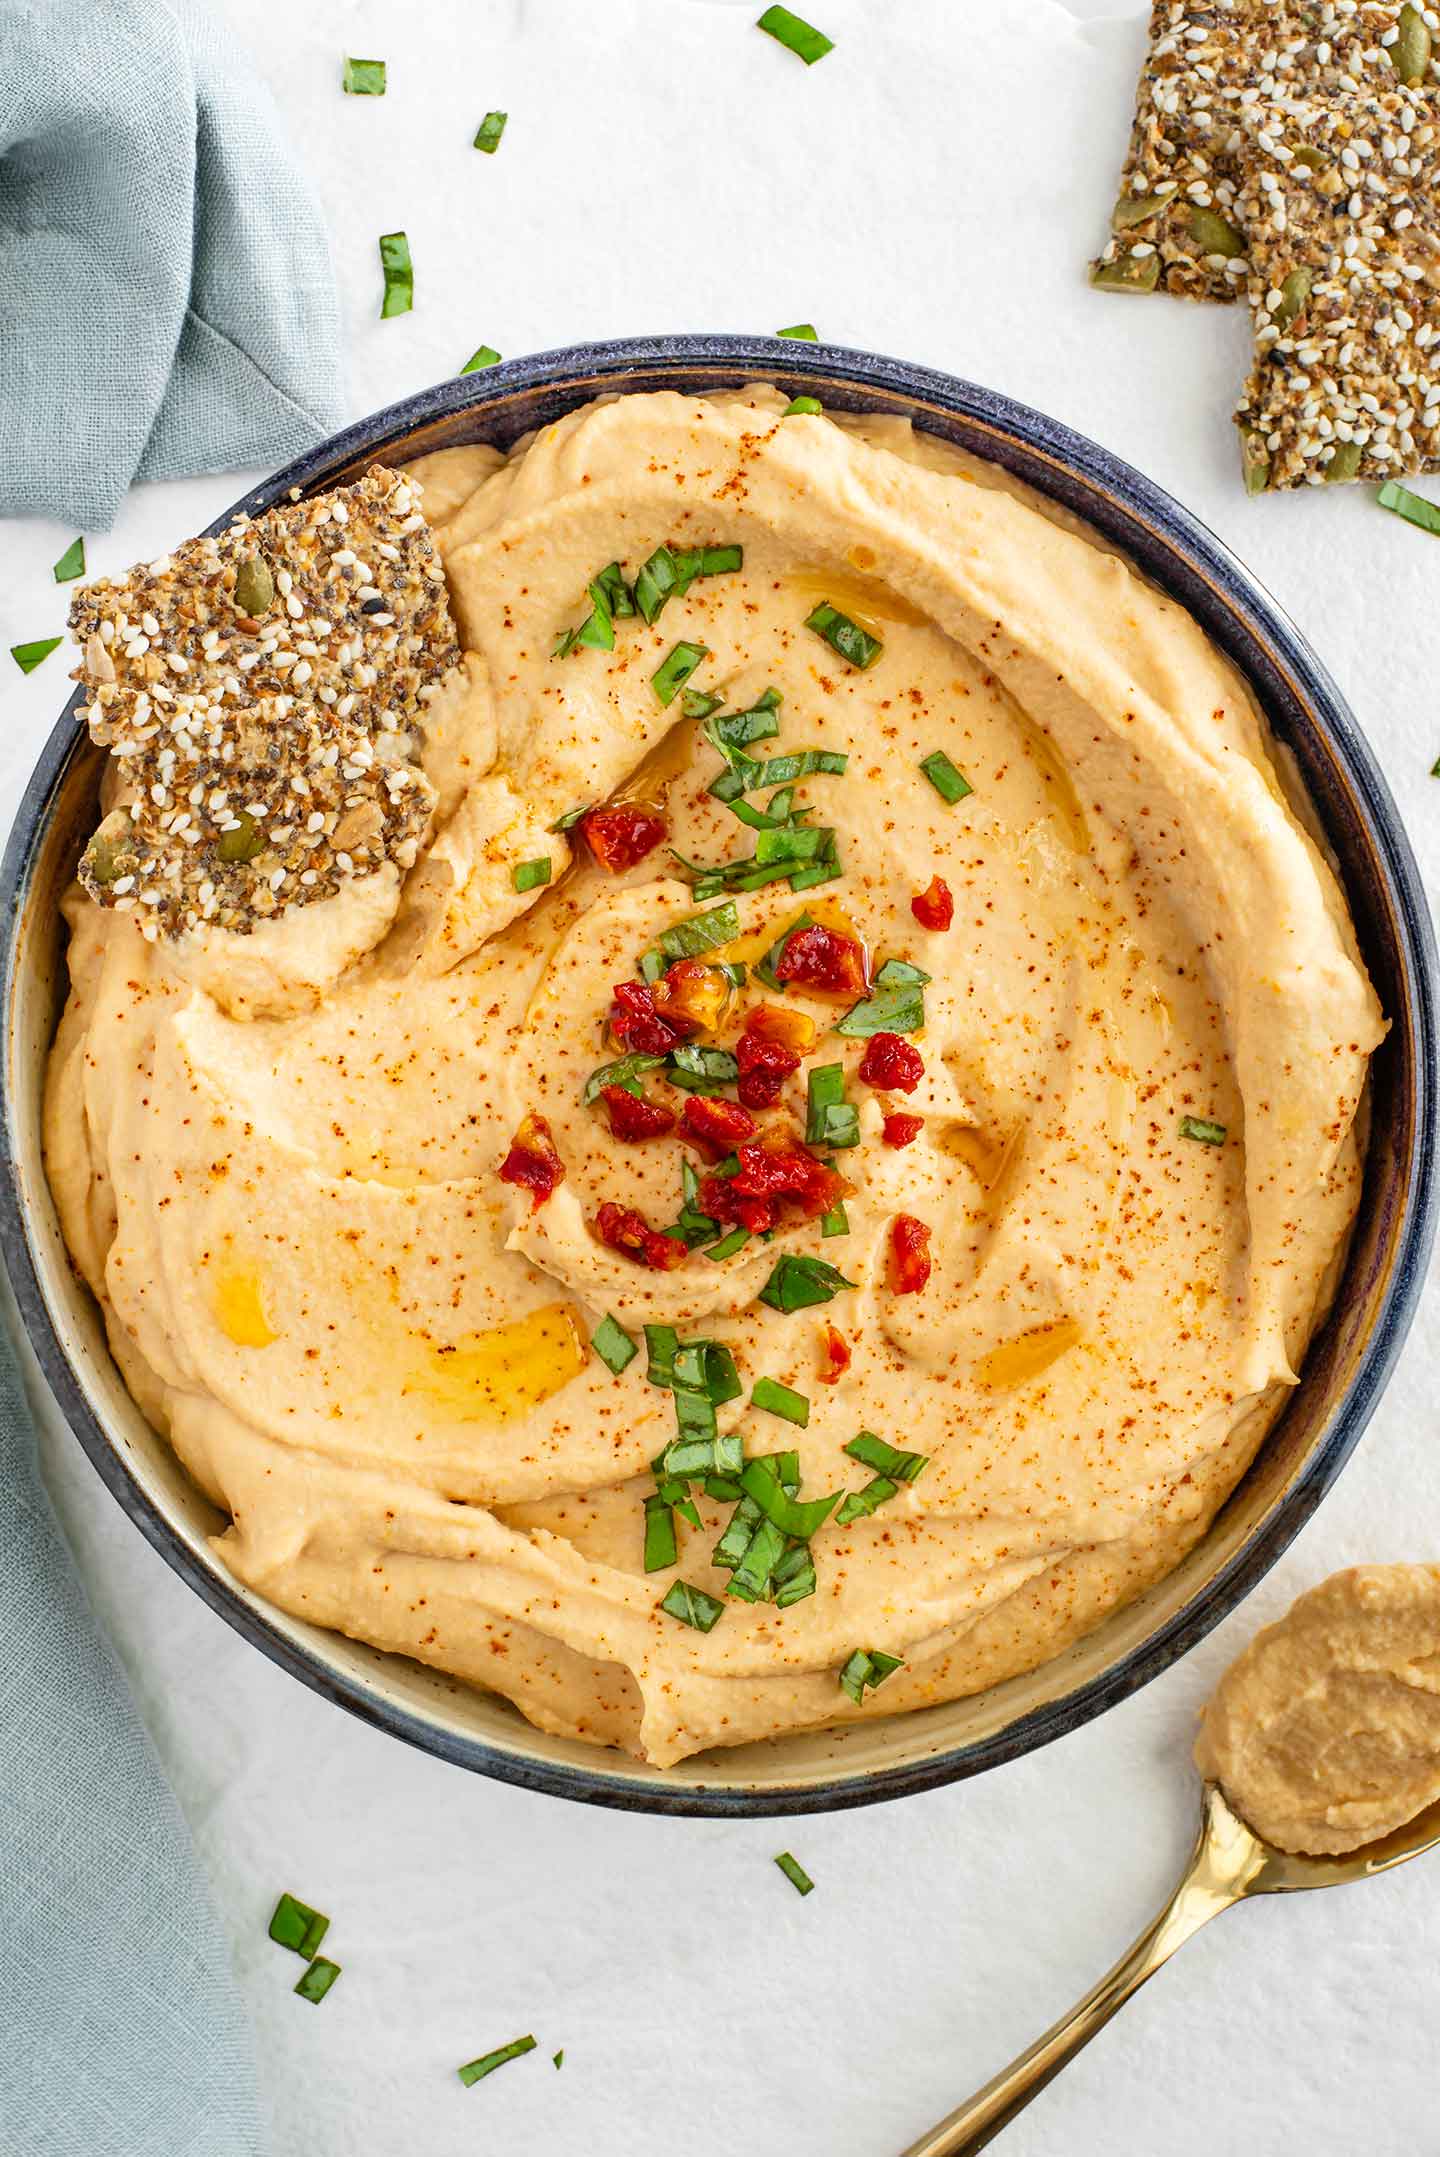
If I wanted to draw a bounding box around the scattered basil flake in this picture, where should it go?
[378,230,413,318]
[11,636,62,674]
[835,1475,899,1526]
[512,856,551,893]
[835,980,925,1038]
[659,1578,726,1632]
[294,1957,341,2005]
[845,1430,930,1483]
[805,601,882,670]
[473,109,508,153]
[343,56,386,94]
[550,803,590,832]
[741,1456,837,1539]
[673,1338,743,1404]
[919,749,972,803]
[755,911,812,991]
[838,1647,904,1705]
[1179,1115,1227,1145]
[682,686,724,720]
[777,321,820,339]
[752,1376,810,1426]
[654,901,740,962]
[52,538,85,583]
[269,1893,329,1957]
[821,1200,849,1238]
[592,1314,638,1375]
[1378,479,1440,536]
[784,395,824,416]
[706,1226,751,1262]
[459,2036,537,2087]
[653,639,710,706]
[666,1043,740,1094]
[773,1542,817,1607]
[760,1254,855,1313]
[582,1051,666,1105]
[874,957,931,989]
[460,344,502,373]
[644,1493,679,1572]
[644,1323,680,1388]
[775,1851,815,1896]
[806,1062,860,1149]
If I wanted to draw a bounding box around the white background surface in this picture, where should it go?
[4,2,1440,2151]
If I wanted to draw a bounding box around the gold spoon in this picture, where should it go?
[902,1779,1440,2156]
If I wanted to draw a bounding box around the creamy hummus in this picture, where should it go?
[1196,1566,1440,1853]
[45,387,1384,1767]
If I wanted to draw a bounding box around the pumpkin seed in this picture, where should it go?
[217,812,264,864]
[1271,266,1313,334]
[1324,439,1363,483]
[1090,251,1160,294]
[234,556,274,618]
[83,810,137,886]
[1392,2,1432,86]
[1112,191,1171,231]
[1188,206,1245,258]
[1239,426,1271,496]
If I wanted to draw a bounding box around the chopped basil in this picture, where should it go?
[666,1043,740,1093]
[644,1323,680,1388]
[751,1376,810,1426]
[709,704,783,752]
[682,686,724,720]
[473,109,507,153]
[772,1541,817,1606]
[655,901,740,961]
[727,1516,789,1601]
[759,1253,855,1312]
[741,1456,837,1538]
[806,1063,860,1149]
[550,803,591,832]
[633,541,743,626]
[784,395,823,416]
[643,1493,679,1572]
[582,1051,666,1105]
[673,1338,743,1404]
[821,1200,849,1238]
[294,1957,342,2004]
[460,344,502,373]
[845,1430,929,1483]
[805,601,882,670]
[554,572,618,658]
[755,912,812,990]
[11,636,62,674]
[775,1851,815,1895]
[591,1314,638,1374]
[594,560,636,619]
[378,230,413,318]
[758,7,833,63]
[512,856,551,893]
[52,538,85,584]
[874,957,931,989]
[1378,479,1440,536]
[756,747,849,784]
[659,1578,726,1631]
[835,1475,898,1525]
[269,1893,329,1957]
[343,56,386,94]
[1179,1115,1227,1145]
[459,2036,537,2087]
[919,749,973,803]
[706,1225,751,1262]
[671,1159,721,1248]
[834,980,925,1038]
[653,640,710,706]
[777,321,820,339]
[838,1647,904,1705]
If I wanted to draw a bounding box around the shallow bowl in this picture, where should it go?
[3,334,1436,1815]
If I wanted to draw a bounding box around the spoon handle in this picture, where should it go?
[900,1823,1242,2156]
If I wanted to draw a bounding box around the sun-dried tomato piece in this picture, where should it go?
[581,802,667,874]
[817,1323,851,1385]
[888,1213,932,1295]
[698,1175,777,1234]
[601,1086,677,1142]
[910,875,954,932]
[882,1112,924,1148]
[698,1132,843,1236]
[608,979,688,1055]
[498,1113,565,1210]
[773,923,869,1001]
[680,1094,758,1153]
[651,957,731,1034]
[735,1029,801,1110]
[594,1200,688,1270]
[859,1032,925,1094]
[743,1002,817,1052]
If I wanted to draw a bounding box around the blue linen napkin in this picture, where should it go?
[0,1312,266,2157]
[0,0,345,531]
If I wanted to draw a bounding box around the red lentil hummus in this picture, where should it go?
[44,388,1384,1767]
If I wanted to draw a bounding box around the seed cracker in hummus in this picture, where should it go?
[44,385,1384,1769]
[1196,1566,1440,1853]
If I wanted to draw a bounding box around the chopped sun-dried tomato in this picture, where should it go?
[910,875,955,932]
[498,1113,565,1210]
[882,1112,924,1148]
[700,1136,843,1235]
[680,1094,757,1153]
[817,1323,852,1385]
[773,923,869,1001]
[735,1029,801,1110]
[889,1213,933,1295]
[651,957,731,1034]
[859,1032,925,1093]
[581,802,667,874]
[608,978,689,1055]
[594,1200,688,1270]
[601,1085,677,1142]
[743,1002,817,1052]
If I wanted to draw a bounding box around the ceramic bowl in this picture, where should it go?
[3,335,1436,1814]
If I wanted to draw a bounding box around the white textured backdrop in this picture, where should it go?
[3,2,1438,2151]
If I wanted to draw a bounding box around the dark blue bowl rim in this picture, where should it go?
[2,332,1436,1817]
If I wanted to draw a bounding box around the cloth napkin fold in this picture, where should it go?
[0,1309,266,2157]
[0,0,346,531]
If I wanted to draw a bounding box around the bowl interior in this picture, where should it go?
[4,338,1436,1815]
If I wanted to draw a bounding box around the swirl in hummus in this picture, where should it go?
[1197,1566,1440,1853]
[44,387,1384,1768]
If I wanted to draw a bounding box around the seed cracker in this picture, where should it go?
[68,467,459,939]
